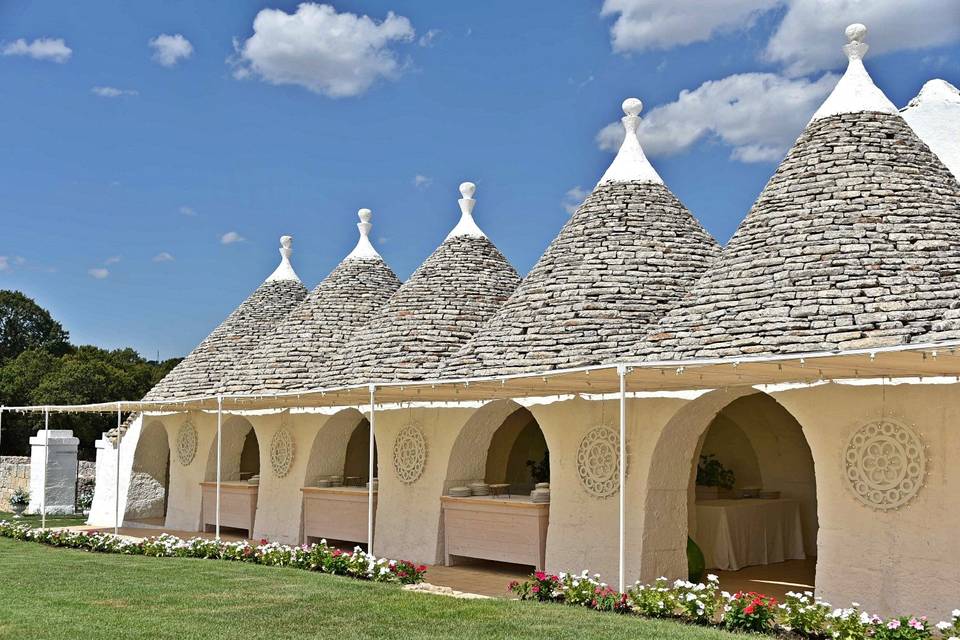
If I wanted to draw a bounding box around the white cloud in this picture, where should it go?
[596,72,837,163]
[601,0,779,52]
[88,267,109,279]
[601,0,960,75]
[562,186,589,215]
[149,33,193,67]
[153,252,175,262]
[2,37,72,63]
[230,3,415,98]
[220,231,245,245]
[413,174,432,189]
[104,256,122,265]
[0,257,9,272]
[418,29,440,47]
[766,0,960,76]
[179,205,197,216]
[92,86,138,98]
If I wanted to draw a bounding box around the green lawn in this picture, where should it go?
[0,511,88,528]
[0,538,741,640]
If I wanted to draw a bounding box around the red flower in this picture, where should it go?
[508,580,519,590]
[744,604,756,615]
[534,571,546,581]
[531,585,540,593]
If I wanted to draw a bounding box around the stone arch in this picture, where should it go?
[443,399,550,491]
[204,415,258,482]
[123,419,170,523]
[301,408,378,487]
[640,387,817,582]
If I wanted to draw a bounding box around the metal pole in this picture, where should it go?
[114,403,121,535]
[216,397,222,540]
[618,365,627,593]
[0,406,4,460]
[367,384,376,552]
[42,407,49,528]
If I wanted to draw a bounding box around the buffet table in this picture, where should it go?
[441,495,549,570]
[301,486,377,545]
[200,481,258,536]
[695,498,806,571]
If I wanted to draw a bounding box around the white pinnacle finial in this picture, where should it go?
[345,208,381,260]
[266,235,301,282]
[597,97,663,186]
[811,23,897,122]
[446,181,487,239]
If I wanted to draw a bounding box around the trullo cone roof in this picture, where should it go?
[144,237,308,401]
[901,79,960,180]
[321,182,520,384]
[220,210,401,395]
[443,98,719,376]
[644,25,960,360]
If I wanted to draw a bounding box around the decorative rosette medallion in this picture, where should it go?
[577,427,624,498]
[393,425,426,484]
[843,419,926,511]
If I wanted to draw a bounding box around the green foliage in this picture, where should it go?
[0,290,181,458]
[696,454,735,490]
[9,488,29,507]
[687,536,706,583]
[526,450,550,483]
[0,290,70,363]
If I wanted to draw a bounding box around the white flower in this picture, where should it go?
[937,622,952,631]
[954,610,960,618]
[707,574,719,583]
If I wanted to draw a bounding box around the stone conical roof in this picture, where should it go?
[220,210,401,395]
[644,25,960,361]
[442,98,720,376]
[322,183,520,384]
[144,237,308,400]
[901,79,960,180]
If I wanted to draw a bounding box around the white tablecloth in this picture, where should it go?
[695,498,806,571]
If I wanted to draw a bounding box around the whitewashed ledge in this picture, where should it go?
[403,583,491,600]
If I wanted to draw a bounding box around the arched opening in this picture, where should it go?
[201,416,260,537]
[301,409,378,549]
[441,403,551,572]
[644,389,817,599]
[123,420,170,527]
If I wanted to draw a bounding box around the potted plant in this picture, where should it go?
[696,454,735,500]
[9,487,29,517]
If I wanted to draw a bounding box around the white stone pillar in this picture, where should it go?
[28,429,79,515]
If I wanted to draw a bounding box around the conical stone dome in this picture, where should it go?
[144,237,308,401]
[220,210,401,395]
[443,98,719,377]
[645,25,960,360]
[901,79,960,180]
[322,183,520,385]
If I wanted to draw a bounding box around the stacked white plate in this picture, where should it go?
[315,478,332,488]
[328,475,344,487]
[531,488,550,503]
[470,482,491,496]
[535,482,550,490]
[448,486,471,497]
[247,475,260,486]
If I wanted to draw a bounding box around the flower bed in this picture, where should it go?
[509,571,960,640]
[0,520,426,584]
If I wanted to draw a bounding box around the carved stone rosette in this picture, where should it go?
[176,420,198,466]
[577,427,623,498]
[843,419,926,511]
[393,425,426,484]
[270,427,295,478]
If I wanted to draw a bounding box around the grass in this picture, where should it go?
[0,511,88,527]
[0,537,742,640]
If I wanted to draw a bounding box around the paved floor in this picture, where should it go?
[69,524,815,600]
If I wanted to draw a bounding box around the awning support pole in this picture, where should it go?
[42,407,49,528]
[114,403,121,534]
[617,364,627,593]
[367,384,376,552]
[216,396,222,541]
[0,406,4,462]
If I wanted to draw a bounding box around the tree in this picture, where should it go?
[0,290,70,363]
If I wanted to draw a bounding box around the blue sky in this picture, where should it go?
[2,1,958,359]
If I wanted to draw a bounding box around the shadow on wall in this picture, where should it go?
[124,421,169,521]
